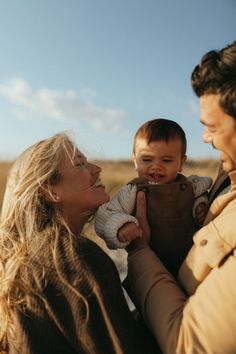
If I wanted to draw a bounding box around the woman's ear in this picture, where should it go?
[179,155,187,172]
[40,185,61,203]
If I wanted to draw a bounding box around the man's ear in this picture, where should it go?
[179,155,187,172]
[40,185,61,203]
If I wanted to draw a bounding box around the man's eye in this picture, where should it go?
[205,126,216,134]
[163,159,173,163]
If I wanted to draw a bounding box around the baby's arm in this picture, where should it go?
[118,222,142,243]
[95,184,139,249]
[192,194,209,226]
[187,175,212,197]
[187,175,213,227]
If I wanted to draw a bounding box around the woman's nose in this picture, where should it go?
[89,163,101,175]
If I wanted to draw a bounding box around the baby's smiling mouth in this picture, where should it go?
[148,173,165,183]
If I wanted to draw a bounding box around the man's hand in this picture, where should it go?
[135,190,150,243]
[126,191,150,254]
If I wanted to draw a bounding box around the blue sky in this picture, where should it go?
[0,0,235,161]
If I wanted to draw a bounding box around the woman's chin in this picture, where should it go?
[97,194,110,207]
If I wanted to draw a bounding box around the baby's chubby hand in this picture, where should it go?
[118,222,142,243]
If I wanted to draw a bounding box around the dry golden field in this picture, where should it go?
[0,158,219,210]
[0,158,220,296]
[0,158,221,310]
[0,161,12,210]
[97,158,219,196]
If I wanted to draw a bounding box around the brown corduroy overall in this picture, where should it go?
[130,174,197,276]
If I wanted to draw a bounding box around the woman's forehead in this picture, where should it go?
[62,142,86,162]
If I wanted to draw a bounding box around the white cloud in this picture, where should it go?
[0,78,124,132]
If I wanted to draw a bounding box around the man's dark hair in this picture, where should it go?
[133,118,187,156]
[191,41,236,119]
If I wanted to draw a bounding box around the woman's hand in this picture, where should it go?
[126,191,150,254]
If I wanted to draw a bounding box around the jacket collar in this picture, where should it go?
[194,171,236,267]
[229,170,236,188]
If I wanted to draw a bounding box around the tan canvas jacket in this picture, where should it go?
[128,170,236,354]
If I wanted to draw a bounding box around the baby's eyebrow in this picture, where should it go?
[140,154,152,157]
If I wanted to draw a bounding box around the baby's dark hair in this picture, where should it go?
[191,41,236,120]
[133,118,187,156]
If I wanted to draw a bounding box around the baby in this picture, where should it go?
[95,118,212,275]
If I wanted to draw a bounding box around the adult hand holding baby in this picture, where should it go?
[126,191,150,254]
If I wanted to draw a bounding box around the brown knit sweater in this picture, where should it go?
[8,233,156,354]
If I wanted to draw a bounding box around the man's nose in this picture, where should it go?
[203,129,213,144]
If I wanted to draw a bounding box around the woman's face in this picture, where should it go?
[52,144,110,218]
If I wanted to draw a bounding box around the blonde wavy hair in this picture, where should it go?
[0,132,83,350]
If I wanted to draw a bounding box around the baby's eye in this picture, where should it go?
[163,159,173,163]
[141,158,152,162]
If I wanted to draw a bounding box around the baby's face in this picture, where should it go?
[133,137,186,184]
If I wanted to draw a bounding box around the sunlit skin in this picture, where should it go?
[200,94,236,173]
[50,144,110,235]
[133,137,186,184]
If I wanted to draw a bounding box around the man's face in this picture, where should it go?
[200,94,236,173]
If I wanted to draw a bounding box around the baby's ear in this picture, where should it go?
[179,155,187,172]
[133,154,138,170]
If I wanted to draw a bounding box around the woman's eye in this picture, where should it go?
[75,163,82,168]
[75,161,86,168]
